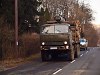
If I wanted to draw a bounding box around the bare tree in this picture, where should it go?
[41,0,93,24]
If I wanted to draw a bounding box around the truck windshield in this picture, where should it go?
[41,24,69,34]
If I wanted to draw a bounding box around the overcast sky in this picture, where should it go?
[81,0,100,24]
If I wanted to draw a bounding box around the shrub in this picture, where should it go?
[19,33,40,58]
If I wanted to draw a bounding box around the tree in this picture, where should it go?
[41,0,93,24]
[19,0,42,33]
[0,0,43,59]
[0,0,15,28]
[44,8,51,21]
[39,8,51,23]
[84,24,99,46]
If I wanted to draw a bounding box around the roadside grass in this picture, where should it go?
[0,52,41,71]
[0,33,41,71]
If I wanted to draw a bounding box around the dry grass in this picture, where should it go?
[0,53,41,71]
[0,33,41,71]
[19,33,40,57]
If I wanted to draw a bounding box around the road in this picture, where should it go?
[0,47,100,75]
[54,47,100,75]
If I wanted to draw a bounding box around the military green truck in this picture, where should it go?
[40,20,81,61]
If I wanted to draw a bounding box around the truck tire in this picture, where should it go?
[68,46,74,61]
[85,47,87,50]
[75,44,80,58]
[41,51,52,61]
[84,47,87,51]
[41,51,46,61]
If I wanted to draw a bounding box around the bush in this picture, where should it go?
[1,26,15,59]
[19,33,40,58]
[1,26,40,59]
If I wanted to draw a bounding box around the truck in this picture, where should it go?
[40,19,82,61]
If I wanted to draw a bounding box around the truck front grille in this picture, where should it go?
[46,42,64,46]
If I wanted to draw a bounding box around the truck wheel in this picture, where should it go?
[41,51,52,61]
[68,46,74,61]
[41,51,46,61]
[84,48,86,50]
[75,45,80,58]
[86,47,87,50]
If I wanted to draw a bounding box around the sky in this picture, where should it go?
[82,0,100,25]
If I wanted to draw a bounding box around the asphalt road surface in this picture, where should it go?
[0,47,100,75]
[54,47,100,75]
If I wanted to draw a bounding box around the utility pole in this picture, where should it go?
[76,0,79,20]
[15,0,18,54]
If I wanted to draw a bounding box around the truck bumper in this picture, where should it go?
[41,50,69,55]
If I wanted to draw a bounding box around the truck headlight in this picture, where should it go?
[64,41,67,44]
[42,42,45,45]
